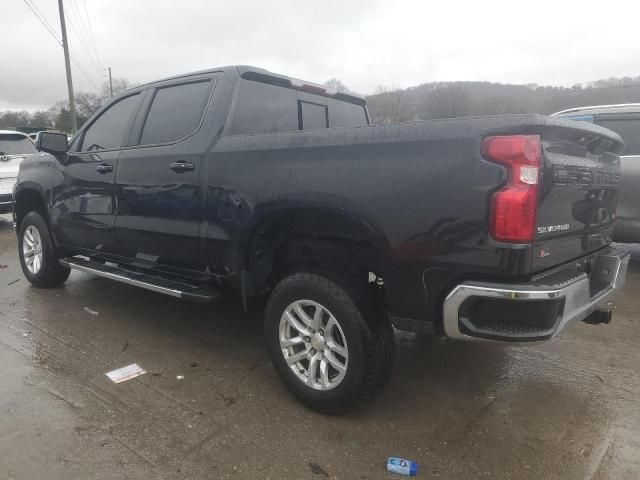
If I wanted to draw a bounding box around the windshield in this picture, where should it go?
[0,134,38,155]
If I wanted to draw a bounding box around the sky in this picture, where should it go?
[2,0,640,111]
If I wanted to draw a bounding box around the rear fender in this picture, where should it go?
[238,196,393,291]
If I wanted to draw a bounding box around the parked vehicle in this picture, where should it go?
[552,104,640,242]
[13,66,629,412]
[0,130,38,214]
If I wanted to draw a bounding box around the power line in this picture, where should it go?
[81,0,102,67]
[32,0,102,88]
[67,0,102,74]
[21,0,61,44]
[21,0,101,91]
[66,7,102,75]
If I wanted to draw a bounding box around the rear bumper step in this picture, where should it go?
[60,257,221,304]
[443,245,629,342]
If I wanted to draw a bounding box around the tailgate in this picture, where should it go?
[531,120,623,272]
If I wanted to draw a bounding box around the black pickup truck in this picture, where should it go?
[13,66,629,413]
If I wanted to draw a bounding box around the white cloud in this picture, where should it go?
[2,0,640,110]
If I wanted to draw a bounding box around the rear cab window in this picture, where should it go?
[299,101,328,130]
[0,134,38,155]
[327,98,368,127]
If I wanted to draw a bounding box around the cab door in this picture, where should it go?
[114,77,216,271]
[52,92,143,253]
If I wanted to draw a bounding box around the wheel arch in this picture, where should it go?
[13,184,49,230]
[239,200,393,297]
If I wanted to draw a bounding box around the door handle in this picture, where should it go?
[169,161,195,172]
[96,164,113,173]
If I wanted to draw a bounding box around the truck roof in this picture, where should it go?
[135,65,367,106]
[552,103,640,116]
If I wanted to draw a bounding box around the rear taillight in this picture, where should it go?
[482,135,541,243]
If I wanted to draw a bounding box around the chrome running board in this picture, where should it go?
[60,257,221,304]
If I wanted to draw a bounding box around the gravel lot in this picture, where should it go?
[1,214,639,479]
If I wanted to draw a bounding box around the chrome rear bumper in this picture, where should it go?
[443,246,629,342]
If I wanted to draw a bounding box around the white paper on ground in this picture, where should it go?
[106,363,146,383]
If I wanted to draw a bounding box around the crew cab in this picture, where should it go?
[13,66,629,413]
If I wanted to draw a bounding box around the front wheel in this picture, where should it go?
[264,271,395,414]
[18,211,70,287]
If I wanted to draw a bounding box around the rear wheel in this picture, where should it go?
[18,211,70,287]
[264,270,395,413]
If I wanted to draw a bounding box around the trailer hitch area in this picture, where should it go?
[582,308,613,325]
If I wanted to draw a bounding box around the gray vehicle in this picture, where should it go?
[0,130,37,214]
[552,104,640,242]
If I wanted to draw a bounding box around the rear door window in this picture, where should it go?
[81,93,141,151]
[595,116,640,156]
[0,134,37,155]
[230,80,299,135]
[139,81,212,145]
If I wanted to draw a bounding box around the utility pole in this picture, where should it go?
[57,0,77,132]
[108,67,113,98]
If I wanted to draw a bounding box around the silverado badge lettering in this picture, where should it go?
[537,224,570,234]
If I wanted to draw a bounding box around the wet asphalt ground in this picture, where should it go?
[1,213,639,480]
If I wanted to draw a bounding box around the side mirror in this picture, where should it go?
[36,132,68,155]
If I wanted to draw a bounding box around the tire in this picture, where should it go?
[18,211,70,288]
[372,288,396,388]
[264,270,395,414]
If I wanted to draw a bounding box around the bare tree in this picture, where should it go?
[0,111,32,129]
[420,82,472,119]
[101,77,133,101]
[367,85,404,124]
[29,110,56,129]
[324,78,350,93]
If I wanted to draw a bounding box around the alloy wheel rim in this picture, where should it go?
[23,225,43,275]
[279,299,349,390]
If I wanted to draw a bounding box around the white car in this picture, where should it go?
[0,130,38,214]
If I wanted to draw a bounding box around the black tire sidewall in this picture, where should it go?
[18,211,66,287]
[265,273,373,411]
